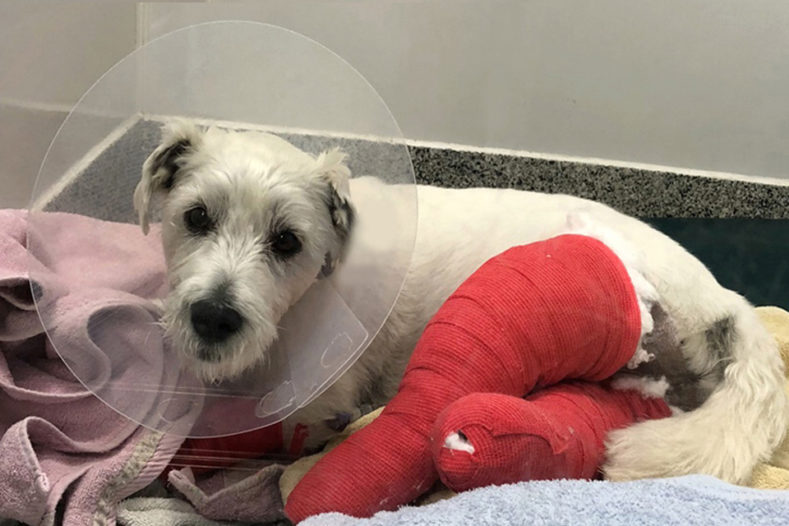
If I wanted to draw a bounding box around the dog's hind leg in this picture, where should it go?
[564,205,789,484]
[602,287,788,484]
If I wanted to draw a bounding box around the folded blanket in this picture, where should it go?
[0,210,191,526]
[301,475,789,526]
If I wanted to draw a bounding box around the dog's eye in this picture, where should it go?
[270,230,302,258]
[184,206,212,234]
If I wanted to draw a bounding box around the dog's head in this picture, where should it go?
[134,121,354,381]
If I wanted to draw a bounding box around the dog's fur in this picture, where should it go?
[135,121,787,484]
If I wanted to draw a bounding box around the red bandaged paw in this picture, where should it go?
[286,234,649,522]
[431,383,671,491]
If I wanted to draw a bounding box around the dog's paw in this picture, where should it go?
[602,419,679,482]
[602,415,753,484]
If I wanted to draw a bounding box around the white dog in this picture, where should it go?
[134,121,787,485]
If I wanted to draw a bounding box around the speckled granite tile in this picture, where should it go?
[42,118,789,220]
[409,147,789,219]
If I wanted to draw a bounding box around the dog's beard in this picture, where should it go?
[160,294,277,384]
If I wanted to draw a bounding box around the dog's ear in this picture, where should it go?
[315,148,354,278]
[133,121,203,234]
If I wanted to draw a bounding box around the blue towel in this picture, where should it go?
[301,476,789,526]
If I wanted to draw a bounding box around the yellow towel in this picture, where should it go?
[280,306,789,501]
[748,306,789,489]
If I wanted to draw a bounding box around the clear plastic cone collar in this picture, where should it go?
[27,21,417,437]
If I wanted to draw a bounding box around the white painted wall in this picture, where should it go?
[0,1,137,208]
[2,0,788,211]
[144,0,789,180]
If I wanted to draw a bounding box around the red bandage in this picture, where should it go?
[286,235,648,522]
[431,383,670,491]
[168,423,285,475]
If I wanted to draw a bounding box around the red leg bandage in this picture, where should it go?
[432,383,670,491]
[286,235,646,522]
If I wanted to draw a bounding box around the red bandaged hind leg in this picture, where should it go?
[432,383,671,492]
[286,234,649,522]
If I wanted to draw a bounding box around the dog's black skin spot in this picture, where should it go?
[318,183,355,279]
[323,185,355,244]
[618,304,731,412]
[338,200,355,234]
[705,316,736,364]
[662,316,735,409]
[151,138,191,189]
[319,252,335,278]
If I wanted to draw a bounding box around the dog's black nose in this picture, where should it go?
[190,300,243,343]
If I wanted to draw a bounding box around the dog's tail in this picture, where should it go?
[603,296,788,484]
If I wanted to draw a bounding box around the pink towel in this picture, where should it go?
[0,209,193,526]
[0,209,290,525]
